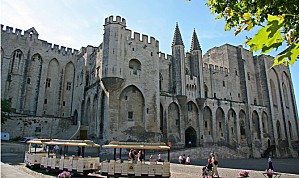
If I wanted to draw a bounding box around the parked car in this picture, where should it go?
[18,137,36,143]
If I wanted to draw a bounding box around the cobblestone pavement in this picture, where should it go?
[2,162,299,178]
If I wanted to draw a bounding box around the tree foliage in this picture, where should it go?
[205,0,299,66]
[1,99,12,124]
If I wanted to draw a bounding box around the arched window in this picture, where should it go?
[283,83,289,108]
[129,59,141,75]
[204,84,208,98]
[270,79,277,106]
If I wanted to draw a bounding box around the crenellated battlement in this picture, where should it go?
[159,52,172,60]
[203,62,229,73]
[125,29,159,47]
[105,15,126,26]
[2,24,79,56]
[41,42,79,56]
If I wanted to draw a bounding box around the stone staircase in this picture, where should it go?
[167,145,246,161]
[51,125,79,139]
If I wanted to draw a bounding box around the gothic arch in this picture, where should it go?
[168,102,180,143]
[187,101,198,128]
[9,49,24,74]
[85,97,91,125]
[43,58,60,116]
[228,108,237,145]
[23,53,43,114]
[119,85,145,127]
[252,110,261,140]
[216,107,225,142]
[239,109,247,140]
[185,127,196,147]
[270,79,277,106]
[61,62,75,117]
[203,106,213,138]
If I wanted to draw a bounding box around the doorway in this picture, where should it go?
[185,127,197,147]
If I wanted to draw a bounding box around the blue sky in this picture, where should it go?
[1,0,298,112]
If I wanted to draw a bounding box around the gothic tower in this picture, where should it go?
[171,23,186,96]
[101,16,126,91]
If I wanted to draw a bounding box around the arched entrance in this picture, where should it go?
[185,127,197,147]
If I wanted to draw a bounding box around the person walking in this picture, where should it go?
[268,156,274,170]
[211,153,219,178]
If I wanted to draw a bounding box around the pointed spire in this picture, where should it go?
[172,22,184,46]
[190,29,201,51]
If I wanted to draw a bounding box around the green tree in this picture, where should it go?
[205,0,299,66]
[1,99,12,124]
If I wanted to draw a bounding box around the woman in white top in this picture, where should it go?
[185,155,191,165]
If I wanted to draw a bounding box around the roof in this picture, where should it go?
[172,23,184,46]
[102,141,170,150]
[190,29,201,51]
[27,139,100,147]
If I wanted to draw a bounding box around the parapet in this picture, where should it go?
[159,52,172,60]
[203,62,230,73]
[105,15,126,26]
[125,29,159,47]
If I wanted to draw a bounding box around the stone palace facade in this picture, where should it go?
[1,16,298,158]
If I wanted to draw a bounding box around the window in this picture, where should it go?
[46,78,51,88]
[147,108,149,114]
[128,111,133,121]
[125,96,128,100]
[66,82,72,90]
[247,72,250,80]
[254,98,257,105]
[63,101,65,106]
[223,81,225,87]
[205,121,208,128]
[151,52,153,56]
[219,122,222,129]
[238,93,241,98]
[27,78,31,84]
[214,93,216,98]
[132,48,135,51]
[44,99,47,104]
[235,70,238,76]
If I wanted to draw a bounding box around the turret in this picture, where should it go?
[101,15,126,91]
[190,29,204,99]
[171,23,186,96]
[190,29,202,77]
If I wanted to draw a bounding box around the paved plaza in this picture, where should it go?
[1,151,299,178]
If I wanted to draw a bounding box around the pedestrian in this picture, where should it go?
[182,154,186,164]
[129,149,135,162]
[185,155,191,165]
[150,155,155,162]
[268,156,274,170]
[158,153,162,162]
[54,145,59,155]
[179,154,183,164]
[211,153,219,178]
[77,146,81,156]
[137,150,143,162]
